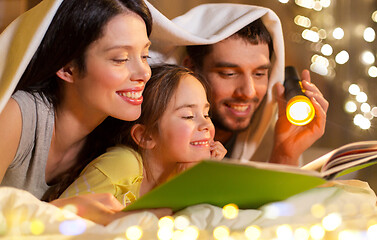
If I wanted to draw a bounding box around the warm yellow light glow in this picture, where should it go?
[286,96,315,126]
[62,204,78,214]
[294,15,311,28]
[182,226,199,240]
[332,27,344,39]
[356,92,368,103]
[213,226,230,240]
[361,51,375,65]
[367,224,377,239]
[30,220,45,235]
[309,224,325,240]
[222,203,239,219]
[312,54,329,67]
[364,111,373,120]
[244,225,261,240]
[294,227,310,240]
[172,230,183,240]
[320,0,331,8]
[348,84,360,95]
[276,224,293,239]
[318,29,327,39]
[335,50,349,64]
[313,1,322,11]
[263,204,280,219]
[322,213,342,231]
[361,103,371,113]
[295,0,315,9]
[371,107,377,117]
[321,44,332,56]
[368,66,377,77]
[354,114,371,129]
[158,227,174,240]
[364,27,376,42]
[310,62,328,76]
[126,226,143,240]
[302,29,320,42]
[174,216,190,230]
[159,216,175,229]
[372,11,377,22]
[345,101,357,113]
[311,204,325,218]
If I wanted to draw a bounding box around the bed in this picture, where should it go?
[1,180,376,239]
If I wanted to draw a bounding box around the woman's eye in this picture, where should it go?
[113,59,128,64]
[182,116,194,119]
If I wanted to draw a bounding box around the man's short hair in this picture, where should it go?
[186,18,273,70]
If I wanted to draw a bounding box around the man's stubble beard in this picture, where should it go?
[210,108,251,133]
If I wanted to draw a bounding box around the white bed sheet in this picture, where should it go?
[1,180,376,239]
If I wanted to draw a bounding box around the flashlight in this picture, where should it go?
[284,66,315,126]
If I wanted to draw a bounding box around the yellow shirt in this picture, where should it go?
[60,146,143,206]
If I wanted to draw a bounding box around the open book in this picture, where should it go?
[301,140,377,179]
[124,141,377,212]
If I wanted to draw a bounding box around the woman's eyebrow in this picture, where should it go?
[105,41,151,51]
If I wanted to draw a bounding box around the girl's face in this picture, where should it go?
[69,13,151,122]
[152,75,215,167]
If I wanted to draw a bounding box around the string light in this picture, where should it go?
[126,226,143,240]
[222,203,239,219]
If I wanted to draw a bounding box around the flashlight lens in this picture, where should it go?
[286,96,315,126]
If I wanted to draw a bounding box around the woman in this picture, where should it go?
[0,0,170,224]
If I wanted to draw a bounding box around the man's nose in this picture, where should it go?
[234,75,257,99]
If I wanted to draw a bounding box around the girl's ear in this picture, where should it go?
[182,56,195,70]
[56,62,75,83]
[131,124,156,149]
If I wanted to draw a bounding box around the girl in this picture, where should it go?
[0,0,170,224]
[61,64,227,206]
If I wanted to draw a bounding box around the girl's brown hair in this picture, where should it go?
[123,64,211,179]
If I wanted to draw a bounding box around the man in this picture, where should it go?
[147,2,328,166]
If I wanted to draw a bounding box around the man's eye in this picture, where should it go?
[219,71,237,77]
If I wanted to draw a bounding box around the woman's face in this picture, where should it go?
[69,12,151,122]
[152,75,215,167]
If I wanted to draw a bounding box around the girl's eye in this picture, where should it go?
[142,55,151,60]
[204,114,210,119]
[182,116,194,119]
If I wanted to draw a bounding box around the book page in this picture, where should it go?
[301,141,377,172]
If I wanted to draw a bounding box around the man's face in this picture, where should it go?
[199,36,270,132]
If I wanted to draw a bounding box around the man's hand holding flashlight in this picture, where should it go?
[269,69,329,166]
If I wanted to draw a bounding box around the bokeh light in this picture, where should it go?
[222,203,239,219]
[126,226,143,240]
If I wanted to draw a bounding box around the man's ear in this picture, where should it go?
[131,124,156,149]
[56,62,75,83]
[182,56,195,70]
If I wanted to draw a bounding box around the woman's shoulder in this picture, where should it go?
[12,90,52,111]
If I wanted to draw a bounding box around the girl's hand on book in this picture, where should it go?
[50,193,125,225]
[51,193,173,225]
[210,141,227,160]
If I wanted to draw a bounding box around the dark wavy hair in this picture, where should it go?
[38,0,152,201]
[119,64,211,181]
[186,18,273,70]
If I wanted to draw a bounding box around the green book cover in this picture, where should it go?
[124,160,327,212]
